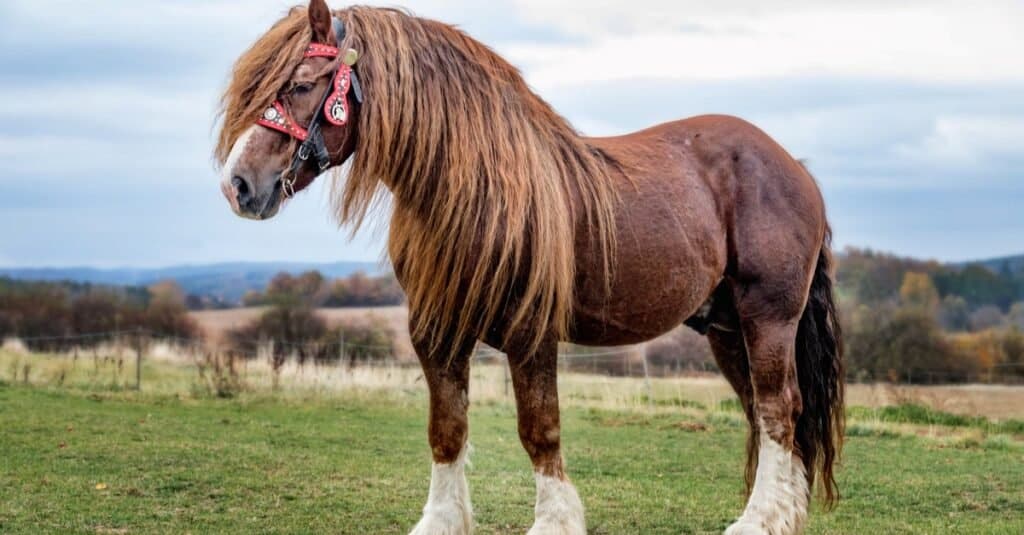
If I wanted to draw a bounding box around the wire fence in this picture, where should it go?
[3,328,1024,394]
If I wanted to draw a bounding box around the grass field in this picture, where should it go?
[2,381,1023,533]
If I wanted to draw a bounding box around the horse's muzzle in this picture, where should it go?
[222,174,282,220]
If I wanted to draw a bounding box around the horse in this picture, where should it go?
[215,2,844,534]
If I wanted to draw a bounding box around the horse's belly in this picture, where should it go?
[570,295,703,345]
[567,167,727,345]
[569,233,724,346]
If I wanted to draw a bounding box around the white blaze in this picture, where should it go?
[220,125,257,186]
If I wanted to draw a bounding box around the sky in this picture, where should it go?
[0,0,1021,268]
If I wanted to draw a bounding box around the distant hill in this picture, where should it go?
[963,254,1024,275]
[0,261,384,303]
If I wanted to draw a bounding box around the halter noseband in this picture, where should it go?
[256,18,364,197]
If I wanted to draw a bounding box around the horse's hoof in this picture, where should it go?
[526,517,585,535]
[527,474,586,535]
[408,508,472,535]
[723,519,767,535]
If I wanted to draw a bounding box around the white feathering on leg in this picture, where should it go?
[409,444,473,535]
[724,421,809,535]
[527,472,585,535]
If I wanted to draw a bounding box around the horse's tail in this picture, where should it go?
[794,226,845,508]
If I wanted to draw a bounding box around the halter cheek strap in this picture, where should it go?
[254,17,363,196]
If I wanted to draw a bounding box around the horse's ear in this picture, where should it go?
[308,0,334,45]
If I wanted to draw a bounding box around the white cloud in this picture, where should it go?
[896,116,1024,166]
[505,0,1024,88]
[0,85,212,138]
[0,134,209,178]
[1,0,1022,264]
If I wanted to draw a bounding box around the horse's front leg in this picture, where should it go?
[409,336,474,535]
[509,338,585,535]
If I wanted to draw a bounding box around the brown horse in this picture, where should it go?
[215,2,844,534]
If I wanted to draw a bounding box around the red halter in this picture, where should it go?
[251,15,364,198]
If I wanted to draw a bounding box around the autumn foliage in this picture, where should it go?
[0,277,199,350]
[840,249,1024,383]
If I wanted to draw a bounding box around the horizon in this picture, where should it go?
[1,1,1022,267]
[1,247,1021,272]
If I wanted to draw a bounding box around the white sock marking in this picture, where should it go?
[409,444,473,535]
[528,472,585,535]
[725,421,809,535]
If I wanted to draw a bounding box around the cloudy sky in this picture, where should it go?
[1,0,1021,267]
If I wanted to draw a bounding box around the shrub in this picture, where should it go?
[846,304,975,383]
[318,318,395,364]
[225,306,396,366]
[1002,327,1024,378]
[225,304,327,364]
[969,305,1005,332]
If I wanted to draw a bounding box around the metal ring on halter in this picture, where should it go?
[282,175,297,198]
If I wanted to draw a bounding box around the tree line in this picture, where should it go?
[0,277,199,350]
[240,270,404,308]
[3,251,1024,384]
[839,248,1024,383]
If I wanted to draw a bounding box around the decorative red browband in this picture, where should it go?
[305,43,339,58]
[258,101,309,141]
[255,44,356,141]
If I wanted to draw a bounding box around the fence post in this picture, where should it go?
[503,354,510,399]
[641,345,653,410]
[134,328,143,391]
[338,331,346,368]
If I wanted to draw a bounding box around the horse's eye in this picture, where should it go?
[291,83,314,95]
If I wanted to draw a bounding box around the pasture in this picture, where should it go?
[2,349,1023,534]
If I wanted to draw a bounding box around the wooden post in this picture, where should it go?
[641,344,653,410]
[338,331,346,368]
[134,328,143,391]
[503,354,510,399]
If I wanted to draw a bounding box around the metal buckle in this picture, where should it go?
[297,144,311,161]
[282,176,296,198]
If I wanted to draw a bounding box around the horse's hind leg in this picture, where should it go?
[725,286,810,535]
[707,327,758,491]
[409,334,474,535]
[508,338,585,535]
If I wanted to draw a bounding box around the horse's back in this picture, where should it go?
[598,112,827,269]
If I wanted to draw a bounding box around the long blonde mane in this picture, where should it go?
[218,6,618,359]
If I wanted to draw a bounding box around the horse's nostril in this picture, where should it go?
[232,176,248,194]
[232,176,252,203]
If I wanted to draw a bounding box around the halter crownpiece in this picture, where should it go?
[254,17,363,197]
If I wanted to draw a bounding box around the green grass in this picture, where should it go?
[2,385,1022,534]
[848,403,1024,435]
